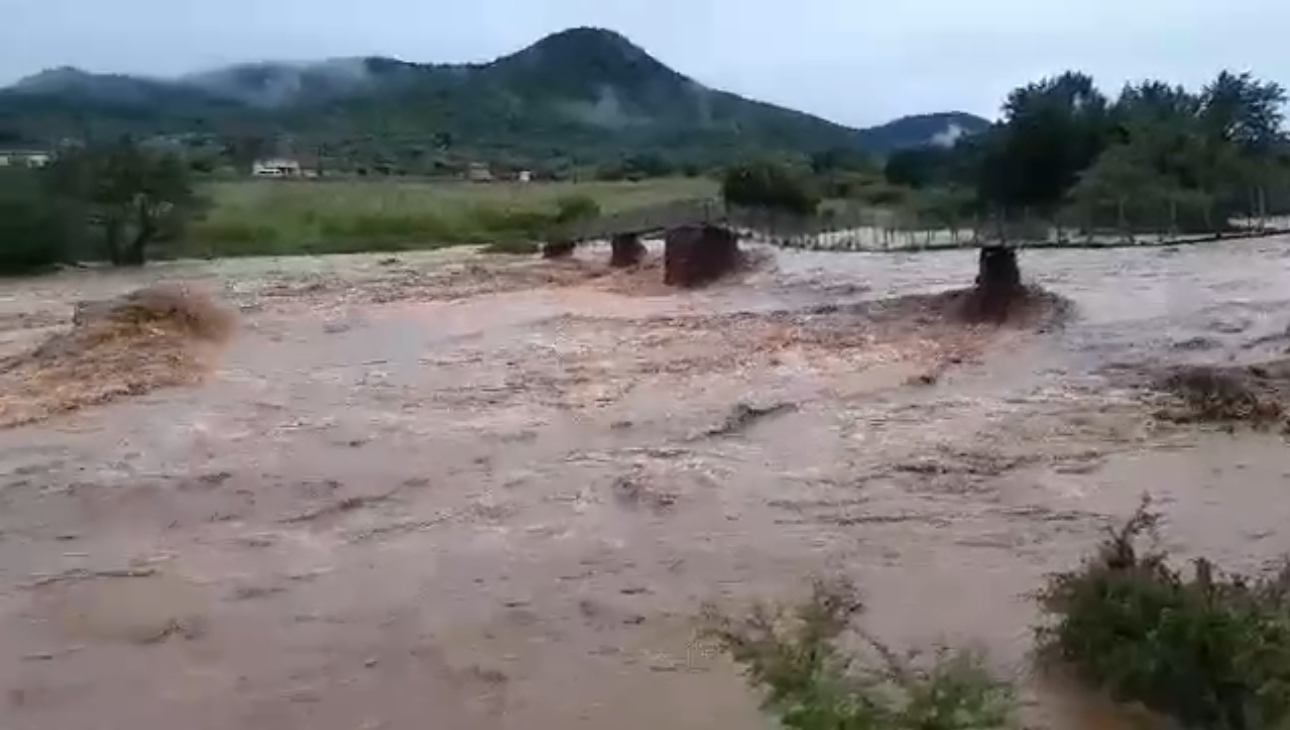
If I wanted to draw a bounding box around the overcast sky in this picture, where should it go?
[4,0,1287,127]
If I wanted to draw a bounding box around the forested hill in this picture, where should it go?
[0,27,989,170]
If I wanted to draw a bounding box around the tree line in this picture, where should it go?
[721,70,1289,241]
[883,71,1289,236]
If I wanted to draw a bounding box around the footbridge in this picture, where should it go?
[558,197,1285,253]
[548,196,1287,317]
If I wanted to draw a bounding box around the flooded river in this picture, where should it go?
[0,239,1287,729]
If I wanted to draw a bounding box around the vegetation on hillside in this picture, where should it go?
[0,28,983,176]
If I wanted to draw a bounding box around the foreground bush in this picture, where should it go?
[1036,498,1290,729]
[701,578,1018,730]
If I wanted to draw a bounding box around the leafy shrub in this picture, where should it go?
[1036,497,1290,729]
[721,161,821,216]
[553,194,601,225]
[701,577,1018,730]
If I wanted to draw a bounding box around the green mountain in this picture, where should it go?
[0,27,990,170]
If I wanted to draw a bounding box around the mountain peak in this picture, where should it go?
[519,27,645,59]
[856,112,992,151]
[486,27,690,106]
[493,28,677,76]
[6,66,180,108]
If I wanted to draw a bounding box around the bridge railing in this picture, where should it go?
[557,199,1290,251]
[556,198,726,242]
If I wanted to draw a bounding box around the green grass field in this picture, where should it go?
[184,177,718,257]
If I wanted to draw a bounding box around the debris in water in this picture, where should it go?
[701,401,797,438]
[611,473,678,512]
[1152,361,1289,428]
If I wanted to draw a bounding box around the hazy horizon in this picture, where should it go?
[5,0,1287,128]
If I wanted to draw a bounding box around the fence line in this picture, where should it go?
[561,199,1290,252]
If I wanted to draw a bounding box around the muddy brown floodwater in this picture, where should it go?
[1,239,1289,730]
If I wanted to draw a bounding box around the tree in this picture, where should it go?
[1199,71,1286,154]
[1199,72,1288,223]
[48,139,206,266]
[911,186,975,242]
[721,161,820,216]
[884,146,961,189]
[809,146,874,175]
[979,72,1113,214]
[1067,141,1170,238]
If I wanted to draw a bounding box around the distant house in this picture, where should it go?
[251,158,302,177]
[517,170,533,183]
[0,150,51,168]
[467,162,493,183]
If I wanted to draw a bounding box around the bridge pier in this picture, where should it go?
[664,225,740,287]
[965,245,1024,322]
[610,233,646,267]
